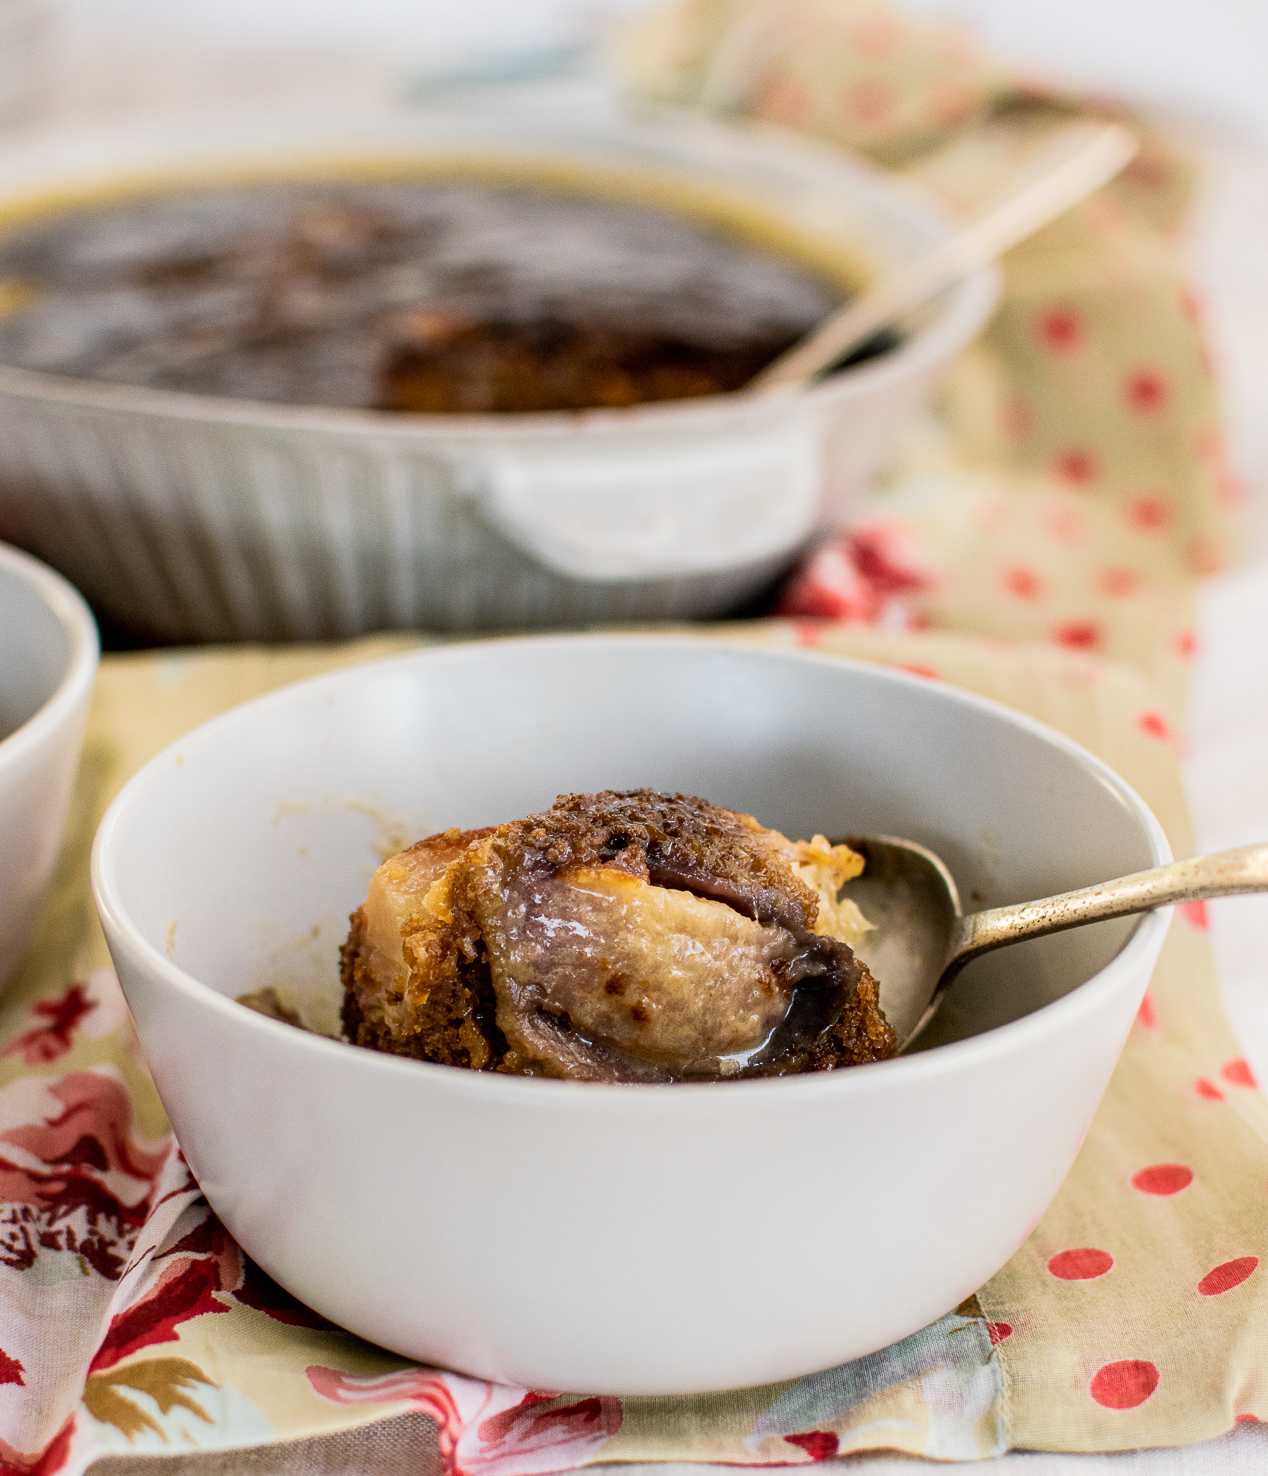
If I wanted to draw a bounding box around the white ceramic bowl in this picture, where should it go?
[91,636,1168,1394]
[0,541,98,983]
[0,103,996,641]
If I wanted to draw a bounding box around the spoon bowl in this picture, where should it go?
[836,835,959,1047]
[841,835,1268,1051]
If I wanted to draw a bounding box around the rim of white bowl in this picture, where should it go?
[0,542,99,766]
[92,634,1172,1106]
[0,107,999,440]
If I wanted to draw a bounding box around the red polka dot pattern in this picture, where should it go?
[1090,1361,1160,1409]
[1198,1257,1258,1297]
[1098,566,1140,598]
[1037,305,1084,354]
[1124,369,1169,414]
[1054,448,1098,486]
[1053,621,1101,652]
[1136,995,1157,1030]
[1137,711,1171,742]
[1181,900,1209,930]
[1132,1164,1193,1196]
[1221,1058,1258,1089]
[1126,495,1172,531]
[1005,567,1042,600]
[988,1322,1012,1345]
[1048,1248,1114,1280]
[1194,1077,1224,1102]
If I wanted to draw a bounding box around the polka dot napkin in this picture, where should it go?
[622,0,1234,723]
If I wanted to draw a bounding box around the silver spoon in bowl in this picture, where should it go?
[836,836,1268,1051]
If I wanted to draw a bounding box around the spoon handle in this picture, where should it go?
[748,122,1137,393]
[947,843,1268,976]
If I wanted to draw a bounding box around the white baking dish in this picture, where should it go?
[0,102,996,640]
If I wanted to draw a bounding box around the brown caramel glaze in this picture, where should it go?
[380,314,795,414]
[0,182,845,414]
[340,792,896,1081]
[238,986,305,1029]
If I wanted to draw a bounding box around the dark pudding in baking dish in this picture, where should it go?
[338,790,896,1081]
[0,179,857,413]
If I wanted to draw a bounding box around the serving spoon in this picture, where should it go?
[836,836,1268,1052]
[748,120,1138,394]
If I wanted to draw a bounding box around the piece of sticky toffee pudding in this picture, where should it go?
[339,790,896,1081]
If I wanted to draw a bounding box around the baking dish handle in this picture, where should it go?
[468,420,824,583]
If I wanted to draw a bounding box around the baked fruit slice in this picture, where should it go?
[341,790,896,1080]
